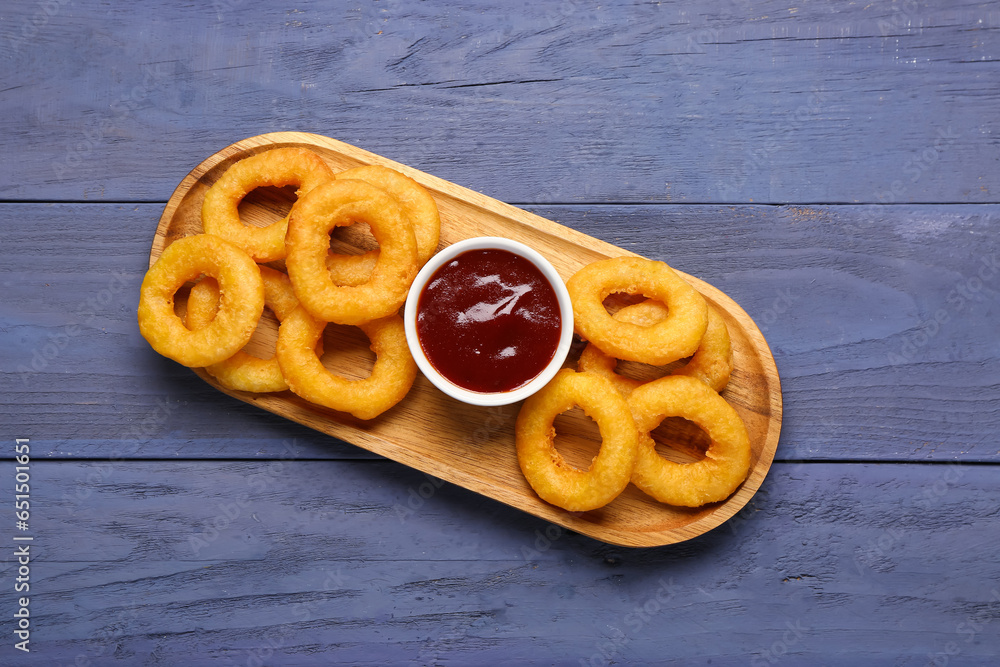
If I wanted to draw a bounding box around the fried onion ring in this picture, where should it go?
[325,165,440,284]
[285,179,418,325]
[628,375,750,507]
[138,234,264,368]
[578,300,733,395]
[275,305,417,420]
[566,257,707,366]
[202,147,334,262]
[187,266,313,393]
[515,369,639,512]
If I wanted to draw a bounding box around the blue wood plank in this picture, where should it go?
[0,460,996,665]
[0,1,997,204]
[4,203,999,462]
[3,202,999,462]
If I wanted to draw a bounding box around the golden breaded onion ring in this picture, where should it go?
[201,147,334,262]
[515,369,639,512]
[138,234,264,368]
[577,300,733,395]
[187,266,313,393]
[628,375,750,507]
[285,179,418,325]
[275,305,417,420]
[325,165,441,285]
[566,257,708,366]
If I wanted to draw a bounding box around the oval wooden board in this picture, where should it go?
[150,131,782,548]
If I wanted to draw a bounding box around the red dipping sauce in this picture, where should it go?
[416,248,562,393]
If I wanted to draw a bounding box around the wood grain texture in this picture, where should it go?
[1,0,997,204]
[3,202,996,462]
[1,0,998,659]
[1,460,997,665]
[146,132,781,547]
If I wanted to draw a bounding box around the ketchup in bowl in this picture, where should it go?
[404,237,573,406]
[417,248,561,393]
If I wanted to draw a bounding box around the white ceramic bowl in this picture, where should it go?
[403,236,574,406]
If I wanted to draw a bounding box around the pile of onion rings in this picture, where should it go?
[138,147,440,420]
[515,255,749,511]
[141,145,753,512]
[577,299,733,396]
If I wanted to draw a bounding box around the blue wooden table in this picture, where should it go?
[2,1,999,665]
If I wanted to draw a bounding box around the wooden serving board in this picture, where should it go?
[151,131,782,548]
